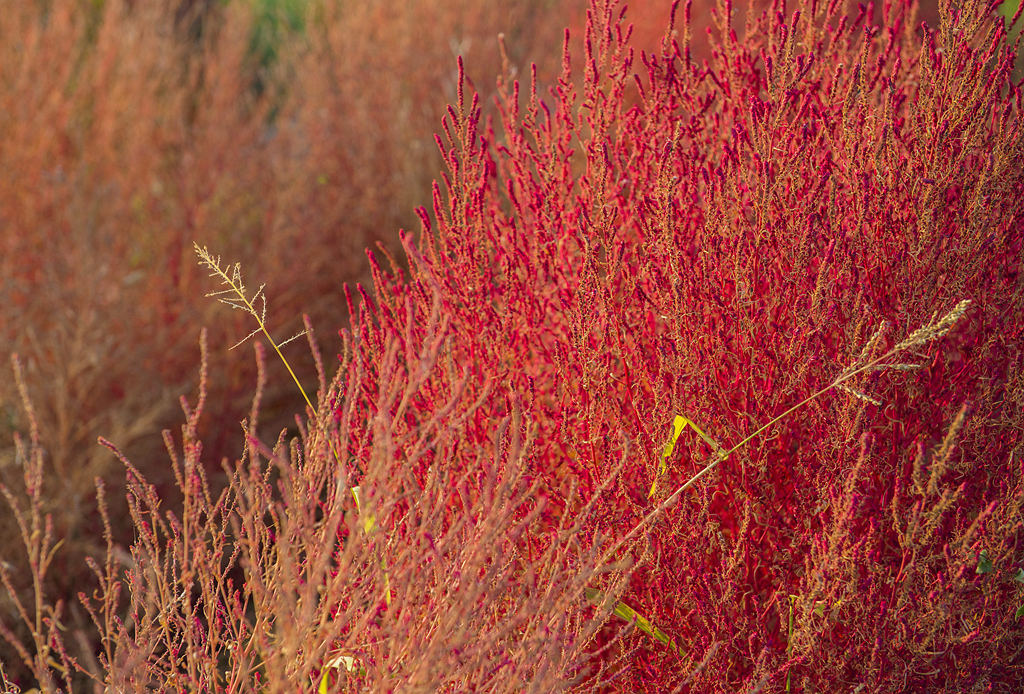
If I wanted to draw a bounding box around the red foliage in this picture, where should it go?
[342,0,1024,689]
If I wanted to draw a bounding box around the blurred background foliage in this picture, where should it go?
[0,1,584,685]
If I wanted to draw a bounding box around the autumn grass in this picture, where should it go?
[0,201,1014,691]
[194,243,315,412]
[0,2,583,682]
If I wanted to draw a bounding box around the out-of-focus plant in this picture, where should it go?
[0,1,581,686]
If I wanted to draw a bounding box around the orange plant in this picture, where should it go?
[0,0,583,687]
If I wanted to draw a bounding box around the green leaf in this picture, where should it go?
[975,550,994,575]
[1016,604,1024,621]
[584,587,684,657]
[1012,568,1024,584]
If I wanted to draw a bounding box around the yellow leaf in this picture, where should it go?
[649,413,726,499]
[319,652,362,692]
[661,414,687,460]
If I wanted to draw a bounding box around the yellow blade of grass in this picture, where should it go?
[350,485,376,533]
[318,652,364,693]
[648,412,726,499]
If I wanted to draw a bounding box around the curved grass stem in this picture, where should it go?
[600,299,973,583]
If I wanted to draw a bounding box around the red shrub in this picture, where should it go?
[343,0,1024,689]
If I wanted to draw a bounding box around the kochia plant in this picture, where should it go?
[341,0,1024,689]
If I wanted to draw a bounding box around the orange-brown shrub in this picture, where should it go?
[0,0,585,687]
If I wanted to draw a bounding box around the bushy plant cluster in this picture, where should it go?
[3,0,1024,691]
[0,0,581,686]
[342,0,1024,688]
